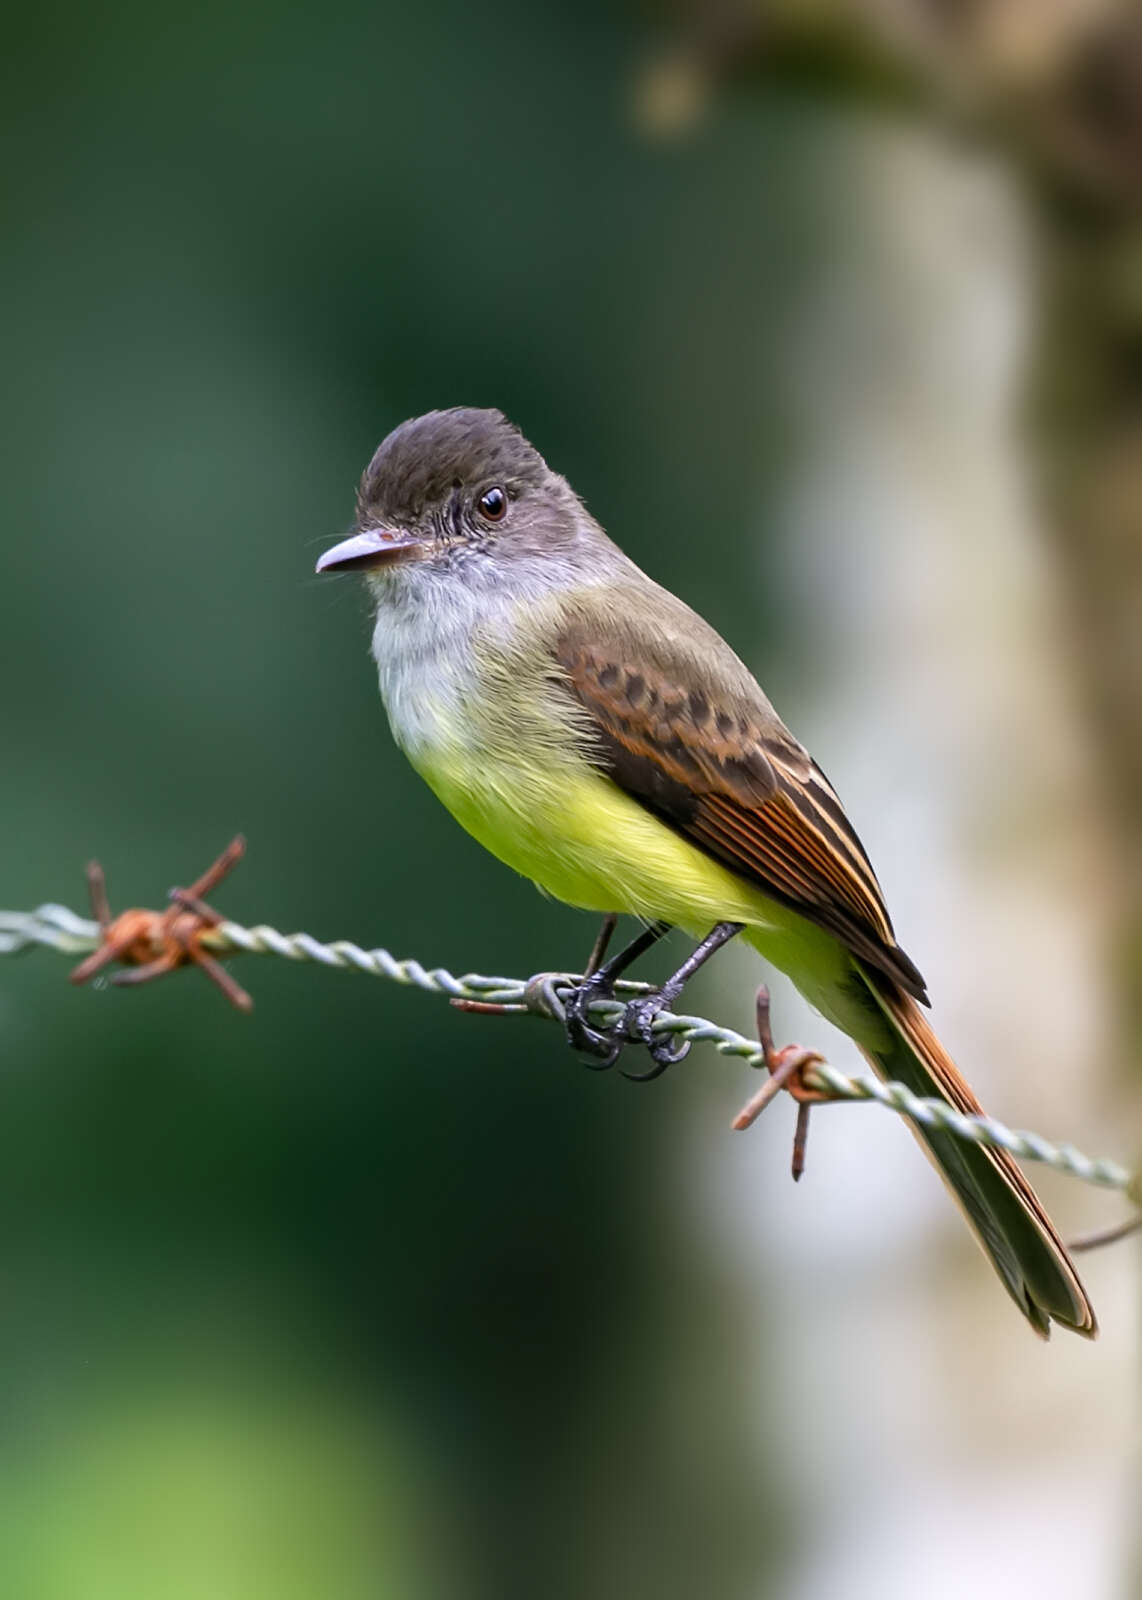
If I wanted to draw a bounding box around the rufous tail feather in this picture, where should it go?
[857,968,1096,1339]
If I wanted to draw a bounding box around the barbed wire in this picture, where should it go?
[2,900,1136,1204]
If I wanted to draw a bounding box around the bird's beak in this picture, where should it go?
[315,527,426,574]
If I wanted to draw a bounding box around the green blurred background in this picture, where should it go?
[3,2,1137,1597]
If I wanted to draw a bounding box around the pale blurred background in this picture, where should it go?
[2,2,1138,1597]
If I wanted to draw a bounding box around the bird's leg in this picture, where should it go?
[620,921,745,1081]
[565,918,671,1069]
[733,986,832,1179]
[584,913,619,979]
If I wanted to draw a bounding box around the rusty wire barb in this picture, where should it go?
[67,835,253,1012]
[0,850,1138,1236]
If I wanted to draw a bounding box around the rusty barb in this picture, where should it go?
[68,835,253,1012]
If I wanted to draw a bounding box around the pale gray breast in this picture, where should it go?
[367,553,595,760]
[369,570,480,759]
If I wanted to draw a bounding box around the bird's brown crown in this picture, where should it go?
[356,407,549,531]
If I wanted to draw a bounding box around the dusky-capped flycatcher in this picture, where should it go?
[317,406,1095,1339]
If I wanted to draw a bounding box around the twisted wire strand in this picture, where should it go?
[1,904,1135,1199]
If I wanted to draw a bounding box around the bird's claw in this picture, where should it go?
[619,993,691,1079]
[564,976,624,1070]
[564,981,690,1079]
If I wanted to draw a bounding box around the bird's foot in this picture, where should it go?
[563,972,624,1070]
[564,981,691,1080]
[617,991,691,1081]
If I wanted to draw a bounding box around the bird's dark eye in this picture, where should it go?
[478,486,507,522]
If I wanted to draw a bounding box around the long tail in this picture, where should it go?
[856,967,1096,1338]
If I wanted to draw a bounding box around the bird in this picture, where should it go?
[316,405,1095,1339]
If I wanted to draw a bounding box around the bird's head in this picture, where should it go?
[316,407,585,585]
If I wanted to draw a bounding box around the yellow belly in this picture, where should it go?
[422,750,737,919]
[411,744,874,1037]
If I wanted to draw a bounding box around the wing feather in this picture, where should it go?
[556,626,928,1001]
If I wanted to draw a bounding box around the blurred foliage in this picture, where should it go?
[0,1378,433,1600]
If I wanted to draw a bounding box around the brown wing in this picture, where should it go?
[555,628,928,1002]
